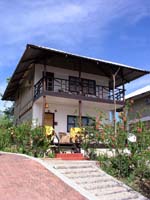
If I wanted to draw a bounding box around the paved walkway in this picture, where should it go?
[0,153,86,200]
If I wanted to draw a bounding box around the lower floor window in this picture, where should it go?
[67,115,94,132]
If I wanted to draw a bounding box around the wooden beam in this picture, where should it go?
[19,106,32,119]
[98,63,111,78]
[44,90,124,105]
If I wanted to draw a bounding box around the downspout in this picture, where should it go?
[112,67,120,135]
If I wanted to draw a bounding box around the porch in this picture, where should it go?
[33,95,123,134]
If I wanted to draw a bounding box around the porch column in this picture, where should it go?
[112,67,120,135]
[112,74,117,135]
[79,100,82,127]
[42,64,47,126]
[78,62,82,127]
[123,83,125,102]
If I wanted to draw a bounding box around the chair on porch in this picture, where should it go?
[70,127,85,143]
[44,125,60,154]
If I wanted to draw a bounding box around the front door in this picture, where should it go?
[44,113,54,127]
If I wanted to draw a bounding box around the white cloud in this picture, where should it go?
[0,0,149,48]
[0,0,150,109]
[0,0,149,69]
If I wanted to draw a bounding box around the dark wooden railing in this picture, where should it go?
[34,78,43,98]
[34,77,125,102]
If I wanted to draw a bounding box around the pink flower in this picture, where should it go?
[137,127,142,133]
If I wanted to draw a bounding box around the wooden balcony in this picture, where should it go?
[34,77,125,104]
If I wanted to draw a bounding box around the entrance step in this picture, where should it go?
[55,153,86,160]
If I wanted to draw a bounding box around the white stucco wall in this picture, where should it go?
[34,64,109,87]
[32,99,109,133]
[32,102,43,126]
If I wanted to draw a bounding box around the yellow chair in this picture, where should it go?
[45,126,54,136]
[70,127,85,138]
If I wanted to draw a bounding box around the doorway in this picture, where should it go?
[44,113,54,128]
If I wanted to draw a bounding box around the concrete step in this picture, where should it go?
[42,159,97,166]
[98,191,139,200]
[81,180,119,190]
[58,167,98,174]
[75,176,113,184]
[53,163,95,169]
[64,171,105,179]
[92,186,127,196]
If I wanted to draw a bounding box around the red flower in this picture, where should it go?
[123,116,127,122]
[96,124,99,129]
[137,127,142,133]
[111,136,115,141]
[120,125,124,130]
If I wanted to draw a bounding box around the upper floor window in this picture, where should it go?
[69,76,96,95]
[69,76,80,93]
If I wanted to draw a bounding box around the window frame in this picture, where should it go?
[69,76,96,95]
[67,115,95,132]
[69,76,80,93]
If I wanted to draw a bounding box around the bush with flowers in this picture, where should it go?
[82,100,150,198]
[0,119,50,157]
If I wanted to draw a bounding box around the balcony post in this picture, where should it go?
[78,64,82,94]
[43,66,46,93]
[112,67,120,135]
[42,64,47,126]
[79,100,82,127]
[78,63,82,127]
[123,83,125,102]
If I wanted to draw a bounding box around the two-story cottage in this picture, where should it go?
[126,85,150,129]
[2,44,148,134]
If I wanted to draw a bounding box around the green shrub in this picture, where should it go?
[0,122,51,157]
[81,101,150,198]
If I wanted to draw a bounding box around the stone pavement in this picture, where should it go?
[0,153,86,200]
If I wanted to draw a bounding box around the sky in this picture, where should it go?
[0,0,150,111]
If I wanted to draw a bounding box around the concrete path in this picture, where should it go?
[0,153,86,200]
[42,159,148,200]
